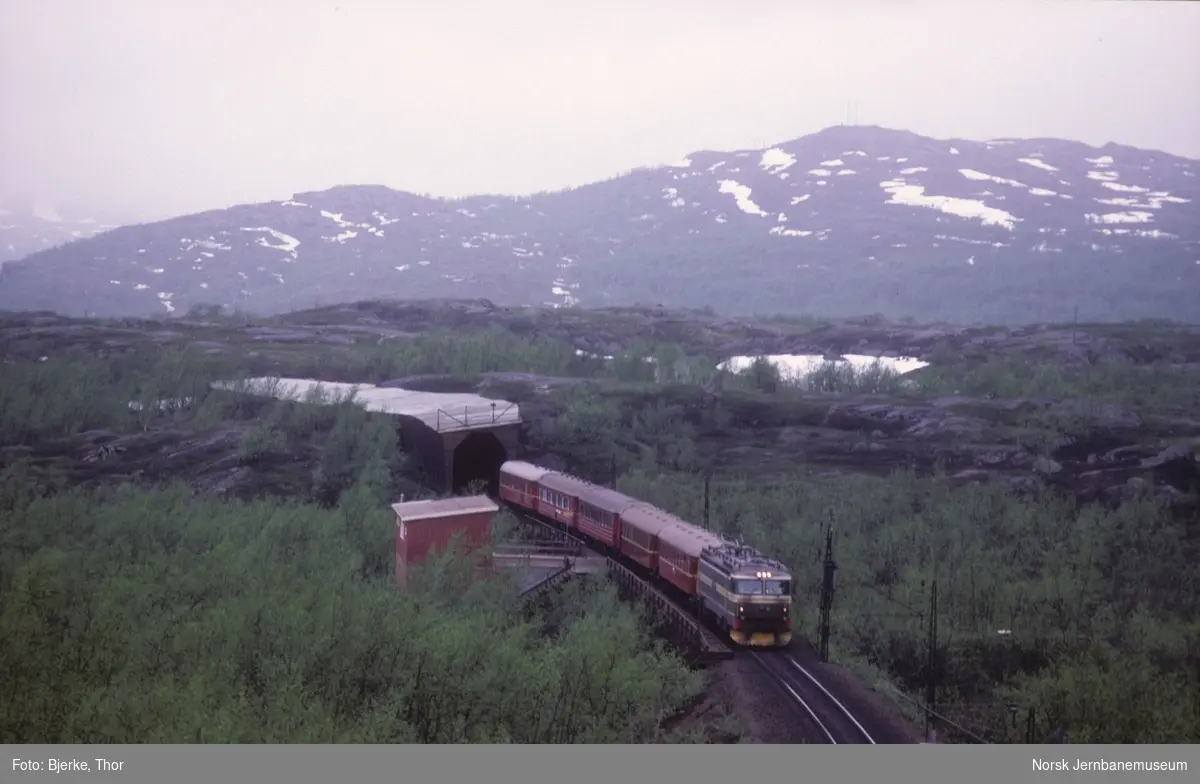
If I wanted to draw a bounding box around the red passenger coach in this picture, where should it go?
[536,472,589,529]
[618,504,679,571]
[657,521,725,597]
[498,460,549,511]
[576,485,641,549]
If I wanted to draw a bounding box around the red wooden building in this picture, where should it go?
[393,495,500,586]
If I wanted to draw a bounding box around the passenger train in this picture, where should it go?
[498,460,793,648]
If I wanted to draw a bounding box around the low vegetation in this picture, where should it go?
[1,308,1197,743]
[0,472,707,743]
[615,469,1199,744]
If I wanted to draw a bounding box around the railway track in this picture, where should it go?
[751,651,877,744]
[504,503,888,737]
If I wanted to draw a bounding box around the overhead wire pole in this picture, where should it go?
[926,579,939,743]
[817,524,836,663]
[703,472,711,531]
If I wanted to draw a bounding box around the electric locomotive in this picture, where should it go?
[697,542,793,648]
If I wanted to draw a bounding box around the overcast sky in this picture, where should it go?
[2,0,1198,222]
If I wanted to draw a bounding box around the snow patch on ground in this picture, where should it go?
[1085,211,1154,225]
[935,234,1010,248]
[881,181,1020,229]
[1096,228,1176,239]
[1100,181,1149,194]
[820,158,844,167]
[1093,192,1190,210]
[790,194,811,204]
[239,227,300,259]
[181,238,232,252]
[1018,158,1058,172]
[717,180,768,216]
[959,169,1026,188]
[760,148,797,175]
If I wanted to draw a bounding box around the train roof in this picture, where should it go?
[658,520,726,559]
[538,471,593,495]
[577,484,641,515]
[499,460,551,482]
[701,542,792,578]
[620,503,688,537]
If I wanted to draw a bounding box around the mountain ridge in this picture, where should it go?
[1,125,1197,324]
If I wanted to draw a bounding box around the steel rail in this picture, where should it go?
[787,655,877,744]
[750,652,877,744]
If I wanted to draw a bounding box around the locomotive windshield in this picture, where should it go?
[733,578,791,595]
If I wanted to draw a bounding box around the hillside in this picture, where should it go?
[1,126,1197,324]
[0,204,122,265]
[1,299,1198,744]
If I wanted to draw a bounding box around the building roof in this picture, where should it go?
[392,495,499,523]
[500,460,551,482]
[658,520,726,559]
[212,377,520,433]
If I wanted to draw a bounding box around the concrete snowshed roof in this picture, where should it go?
[212,376,520,432]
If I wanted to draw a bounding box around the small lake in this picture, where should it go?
[717,354,930,377]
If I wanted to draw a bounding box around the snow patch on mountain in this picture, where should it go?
[240,227,301,259]
[717,180,769,217]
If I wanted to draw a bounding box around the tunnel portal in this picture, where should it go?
[451,430,509,496]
